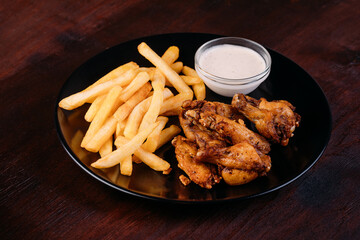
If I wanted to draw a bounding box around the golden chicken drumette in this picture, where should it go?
[232,94,301,146]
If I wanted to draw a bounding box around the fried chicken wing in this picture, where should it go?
[172,136,221,189]
[196,141,271,173]
[195,110,271,154]
[232,94,301,146]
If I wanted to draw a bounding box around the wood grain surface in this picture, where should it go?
[1,0,359,239]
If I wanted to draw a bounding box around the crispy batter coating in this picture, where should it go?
[172,136,221,189]
[232,94,300,146]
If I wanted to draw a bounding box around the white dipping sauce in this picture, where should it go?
[199,44,266,79]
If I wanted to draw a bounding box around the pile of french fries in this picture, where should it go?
[59,42,206,176]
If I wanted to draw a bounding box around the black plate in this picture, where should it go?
[55,33,332,203]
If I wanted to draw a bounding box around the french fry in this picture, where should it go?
[132,155,142,164]
[120,156,133,176]
[59,68,136,110]
[115,136,170,172]
[180,75,201,85]
[81,85,122,148]
[182,66,206,100]
[156,125,181,150]
[192,82,206,100]
[99,136,113,157]
[84,95,105,122]
[138,70,165,133]
[86,83,153,153]
[85,117,117,152]
[85,62,139,90]
[159,93,188,115]
[119,71,150,102]
[122,102,147,139]
[139,67,156,73]
[182,66,198,77]
[123,88,173,139]
[161,46,179,65]
[115,120,126,139]
[171,61,183,74]
[142,116,168,152]
[138,42,193,97]
[91,122,158,168]
[113,83,152,122]
[139,67,156,80]
[133,147,170,171]
[58,43,208,177]
[161,108,181,116]
[164,62,183,87]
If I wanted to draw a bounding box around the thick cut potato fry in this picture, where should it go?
[138,70,165,133]
[85,62,139,90]
[161,46,179,65]
[115,136,170,172]
[113,83,152,122]
[99,136,113,157]
[84,95,105,122]
[123,88,173,139]
[142,116,168,152]
[59,69,136,110]
[138,42,193,97]
[119,71,150,102]
[81,85,122,148]
[91,122,158,168]
[156,125,181,150]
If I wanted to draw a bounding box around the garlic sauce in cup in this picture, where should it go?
[195,37,271,97]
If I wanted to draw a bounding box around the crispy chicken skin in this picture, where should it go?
[179,108,226,150]
[220,168,260,186]
[195,111,271,155]
[197,141,271,173]
[182,100,245,122]
[172,136,221,189]
[176,100,273,188]
[232,94,301,146]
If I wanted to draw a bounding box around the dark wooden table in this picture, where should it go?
[1,0,359,239]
